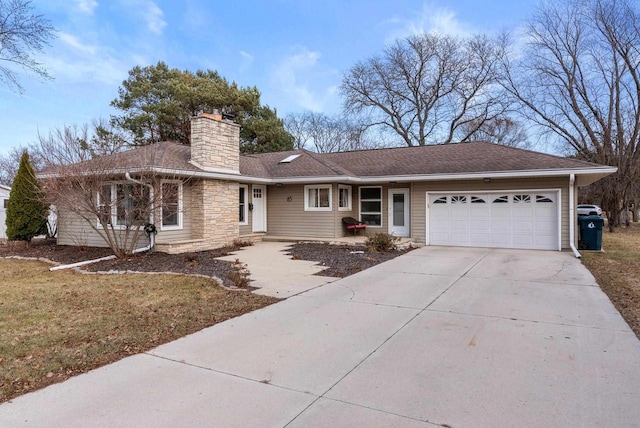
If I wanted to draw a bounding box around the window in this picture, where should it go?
[536,195,553,203]
[161,180,182,229]
[471,196,486,204]
[239,185,248,224]
[433,196,447,204]
[3,199,7,209]
[360,186,382,226]
[97,185,112,225]
[451,195,467,203]
[304,185,332,211]
[514,194,531,203]
[338,185,352,211]
[492,195,508,203]
[97,182,151,228]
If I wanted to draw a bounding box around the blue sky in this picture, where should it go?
[0,0,538,155]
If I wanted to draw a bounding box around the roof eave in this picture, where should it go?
[37,165,618,186]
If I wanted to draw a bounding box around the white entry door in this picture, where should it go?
[389,189,410,237]
[252,185,267,232]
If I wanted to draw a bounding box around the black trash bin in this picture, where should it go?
[578,215,604,250]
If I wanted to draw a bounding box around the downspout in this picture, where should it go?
[125,172,155,252]
[569,174,581,258]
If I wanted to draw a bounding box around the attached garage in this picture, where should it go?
[427,190,560,250]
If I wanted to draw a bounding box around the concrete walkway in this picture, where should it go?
[1,247,639,427]
[217,241,338,297]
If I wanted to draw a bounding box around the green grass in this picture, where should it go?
[0,259,278,402]
[581,224,640,338]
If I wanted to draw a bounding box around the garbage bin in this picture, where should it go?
[578,215,604,250]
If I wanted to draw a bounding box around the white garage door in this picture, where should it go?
[428,191,559,250]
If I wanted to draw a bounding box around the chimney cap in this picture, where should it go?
[198,112,222,121]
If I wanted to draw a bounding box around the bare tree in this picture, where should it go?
[39,148,181,258]
[459,116,530,148]
[284,111,382,153]
[0,0,55,92]
[0,121,127,185]
[499,0,640,229]
[341,33,509,146]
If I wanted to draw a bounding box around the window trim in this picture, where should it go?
[304,184,333,212]
[359,186,383,228]
[96,181,154,230]
[239,184,248,225]
[338,184,352,211]
[160,179,183,231]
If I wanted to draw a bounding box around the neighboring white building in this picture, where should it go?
[0,184,10,239]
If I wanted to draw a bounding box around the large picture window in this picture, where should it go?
[239,185,248,224]
[304,185,332,211]
[359,186,382,226]
[97,182,151,228]
[161,180,182,229]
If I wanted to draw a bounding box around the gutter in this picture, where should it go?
[125,172,156,252]
[569,173,581,258]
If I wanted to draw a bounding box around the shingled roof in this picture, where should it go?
[40,140,613,184]
[240,141,608,179]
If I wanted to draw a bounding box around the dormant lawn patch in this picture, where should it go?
[0,259,278,403]
[582,224,640,338]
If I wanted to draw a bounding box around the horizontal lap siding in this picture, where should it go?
[411,177,570,248]
[56,208,148,250]
[267,184,337,238]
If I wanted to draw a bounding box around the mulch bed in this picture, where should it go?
[0,239,240,286]
[287,242,413,277]
[0,238,414,285]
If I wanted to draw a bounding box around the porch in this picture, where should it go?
[241,233,417,250]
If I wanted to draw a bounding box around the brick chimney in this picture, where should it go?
[190,113,240,173]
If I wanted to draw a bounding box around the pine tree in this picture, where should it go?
[6,151,48,241]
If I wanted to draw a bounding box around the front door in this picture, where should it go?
[252,185,267,232]
[389,189,410,237]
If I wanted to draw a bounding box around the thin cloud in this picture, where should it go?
[271,47,325,112]
[121,0,167,35]
[144,1,167,35]
[75,0,98,14]
[386,2,474,42]
[58,32,97,55]
[239,50,254,71]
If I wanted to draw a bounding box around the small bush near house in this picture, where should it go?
[226,258,251,287]
[365,233,400,253]
[233,238,254,248]
[6,151,48,241]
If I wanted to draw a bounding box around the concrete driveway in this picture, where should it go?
[1,246,639,427]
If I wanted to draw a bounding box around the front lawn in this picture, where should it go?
[581,223,640,338]
[0,259,278,403]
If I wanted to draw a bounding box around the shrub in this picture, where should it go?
[232,238,254,248]
[365,233,400,253]
[226,258,251,288]
[6,151,49,241]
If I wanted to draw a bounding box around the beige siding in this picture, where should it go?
[267,184,338,238]
[57,206,149,250]
[411,177,571,248]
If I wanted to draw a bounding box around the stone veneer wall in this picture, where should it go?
[157,179,239,254]
[190,115,240,172]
